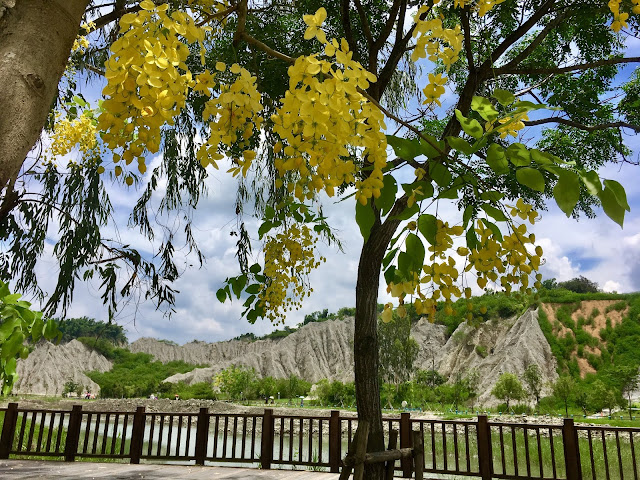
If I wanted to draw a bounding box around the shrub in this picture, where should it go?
[475,345,488,358]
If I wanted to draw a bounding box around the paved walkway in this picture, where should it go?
[0,460,340,479]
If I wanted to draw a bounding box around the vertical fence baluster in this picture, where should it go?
[222,416,229,459]
[101,414,110,454]
[288,417,294,462]
[91,413,101,454]
[319,418,323,464]
[167,415,174,458]
[147,414,155,457]
[26,411,36,452]
[453,423,459,472]
[329,411,341,473]
[602,430,610,480]
[308,418,313,465]
[431,421,436,470]
[524,426,531,478]
[464,423,470,473]
[194,408,209,465]
[536,427,543,478]
[400,412,412,478]
[176,415,183,457]
[231,416,238,459]
[260,409,274,470]
[616,431,624,480]
[0,403,18,458]
[129,406,146,464]
[110,414,119,456]
[563,418,582,480]
[278,417,284,462]
[64,405,83,462]
[550,428,557,480]
[511,425,518,477]
[212,415,219,458]
[241,416,247,460]
[35,411,45,452]
[299,418,303,463]
[185,415,192,458]
[81,413,91,454]
[55,412,66,454]
[476,416,492,480]
[120,414,129,457]
[630,431,637,480]
[156,415,165,457]
[251,416,257,461]
[442,422,447,471]
[499,425,506,475]
[16,412,27,453]
[45,411,55,453]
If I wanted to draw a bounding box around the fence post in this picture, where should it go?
[562,418,582,480]
[476,415,493,480]
[0,403,18,459]
[329,410,341,473]
[400,412,412,478]
[129,406,146,464]
[260,408,274,469]
[194,407,210,465]
[64,405,83,462]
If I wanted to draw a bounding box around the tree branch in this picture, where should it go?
[460,6,475,73]
[480,0,555,73]
[239,32,295,63]
[354,0,374,51]
[524,117,640,133]
[373,0,403,52]
[341,0,357,57]
[496,56,640,75]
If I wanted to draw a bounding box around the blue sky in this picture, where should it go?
[26,21,640,345]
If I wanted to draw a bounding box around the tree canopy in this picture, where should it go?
[1,1,639,476]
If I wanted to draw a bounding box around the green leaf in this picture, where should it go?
[479,191,504,202]
[355,201,376,242]
[258,221,273,239]
[387,135,421,160]
[401,181,434,201]
[455,110,484,139]
[43,318,58,341]
[418,134,444,159]
[471,96,499,122]
[516,167,546,192]
[447,136,474,156]
[554,170,580,217]
[429,161,452,187]
[384,266,397,286]
[231,275,247,298]
[506,143,531,167]
[462,204,474,227]
[72,94,88,108]
[530,149,556,165]
[603,179,630,211]
[264,205,275,220]
[376,175,397,216]
[245,284,261,295]
[216,288,227,303]
[249,263,261,274]
[397,252,412,279]
[382,248,398,269]
[405,233,425,272]
[466,227,478,251]
[599,185,625,227]
[513,100,549,112]
[580,170,602,196]
[486,144,509,174]
[480,219,503,241]
[2,332,24,360]
[481,204,508,222]
[418,214,438,245]
[492,89,515,106]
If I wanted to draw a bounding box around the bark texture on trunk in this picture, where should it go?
[0,0,90,191]
[354,202,405,479]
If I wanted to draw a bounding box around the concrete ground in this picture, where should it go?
[0,460,341,479]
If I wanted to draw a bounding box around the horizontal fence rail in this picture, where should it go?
[1,402,639,478]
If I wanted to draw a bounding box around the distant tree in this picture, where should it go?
[378,313,419,388]
[609,365,640,420]
[557,276,599,294]
[415,369,446,389]
[492,373,525,411]
[213,365,257,401]
[541,278,558,290]
[523,364,543,407]
[552,375,576,417]
[588,380,618,414]
[438,373,475,411]
[56,317,127,345]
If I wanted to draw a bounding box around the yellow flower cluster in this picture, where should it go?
[50,114,98,157]
[271,9,387,205]
[608,0,639,32]
[98,1,208,179]
[385,205,543,322]
[72,21,95,53]
[465,218,542,295]
[411,8,463,67]
[488,111,529,139]
[197,62,263,171]
[422,73,447,106]
[260,224,325,323]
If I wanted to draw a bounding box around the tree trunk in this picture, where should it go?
[0,0,89,196]
[354,206,404,479]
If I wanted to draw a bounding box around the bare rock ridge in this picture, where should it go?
[15,308,558,404]
[13,339,112,396]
